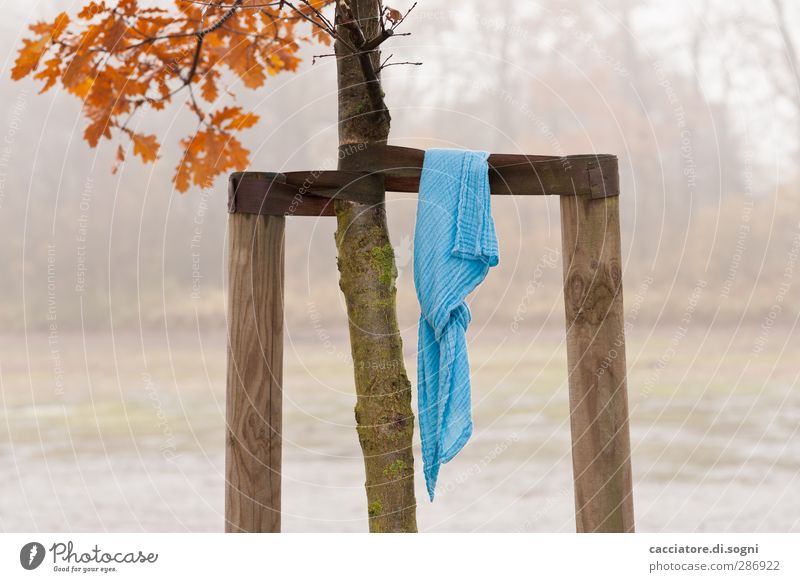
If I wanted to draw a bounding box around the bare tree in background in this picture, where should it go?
[772,0,800,140]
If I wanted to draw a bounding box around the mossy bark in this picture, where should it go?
[334,0,418,532]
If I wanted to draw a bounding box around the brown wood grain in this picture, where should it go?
[228,145,619,217]
[223,144,633,533]
[225,213,284,533]
[560,194,635,533]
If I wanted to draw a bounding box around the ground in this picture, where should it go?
[1,326,798,532]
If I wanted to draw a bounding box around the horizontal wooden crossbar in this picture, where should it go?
[224,143,634,532]
[228,144,619,217]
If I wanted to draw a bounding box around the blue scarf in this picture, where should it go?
[414,148,499,500]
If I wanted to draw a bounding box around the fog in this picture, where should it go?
[1,0,799,532]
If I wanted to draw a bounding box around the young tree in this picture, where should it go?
[12,0,418,532]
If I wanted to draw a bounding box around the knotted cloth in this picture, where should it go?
[414,148,499,500]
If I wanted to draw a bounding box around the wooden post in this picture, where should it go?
[225,213,285,533]
[560,193,635,533]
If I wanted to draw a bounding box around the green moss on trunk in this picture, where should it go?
[334,0,418,533]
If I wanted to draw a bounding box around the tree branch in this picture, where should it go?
[361,28,393,51]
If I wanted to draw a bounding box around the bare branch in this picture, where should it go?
[378,60,420,70]
[119,0,244,52]
[312,52,337,64]
[281,0,347,49]
[357,1,416,52]
[197,0,244,38]
[181,0,282,7]
[385,1,416,31]
[378,52,420,71]
[297,0,336,33]
[361,28,393,51]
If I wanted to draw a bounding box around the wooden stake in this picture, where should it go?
[225,213,285,533]
[560,194,635,533]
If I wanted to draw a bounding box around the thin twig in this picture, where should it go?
[297,0,336,33]
[389,1,416,30]
[312,52,337,64]
[180,0,282,7]
[378,60,421,70]
[119,0,243,52]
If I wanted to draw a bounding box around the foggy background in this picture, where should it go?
[1,0,799,532]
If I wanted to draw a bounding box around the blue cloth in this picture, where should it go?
[414,148,499,501]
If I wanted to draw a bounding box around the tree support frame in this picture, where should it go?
[224,144,634,533]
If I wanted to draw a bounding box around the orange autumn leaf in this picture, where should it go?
[32,56,63,92]
[112,144,125,174]
[62,51,94,94]
[11,37,49,80]
[131,133,160,162]
[11,12,70,80]
[175,130,250,192]
[386,7,403,24]
[101,15,128,51]
[78,2,107,19]
[231,112,259,130]
[210,106,260,130]
[201,72,219,103]
[11,1,335,192]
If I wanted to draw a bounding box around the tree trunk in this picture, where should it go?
[333,0,418,532]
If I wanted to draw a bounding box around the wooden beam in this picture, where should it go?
[225,213,284,532]
[340,144,618,198]
[222,143,633,534]
[228,145,619,217]
[559,193,635,533]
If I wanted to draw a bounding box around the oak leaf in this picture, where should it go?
[11,1,334,192]
[131,133,160,162]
